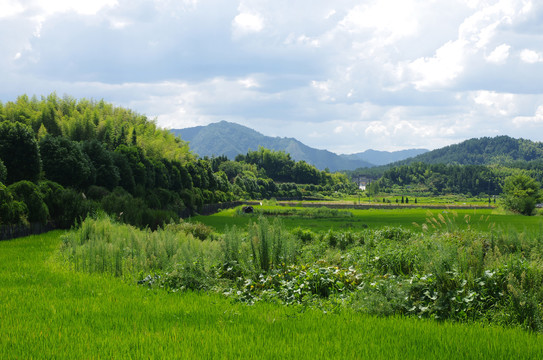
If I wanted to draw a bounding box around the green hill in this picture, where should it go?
[398,135,543,165]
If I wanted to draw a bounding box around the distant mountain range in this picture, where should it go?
[341,149,429,166]
[171,121,428,171]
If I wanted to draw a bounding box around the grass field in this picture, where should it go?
[3,231,543,358]
[189,205,543,234]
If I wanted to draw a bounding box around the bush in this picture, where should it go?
[57,188,98,229]
[0,183,27,225]
[163,261,212,291]
[164,221,214,241]
[292,227,316,243]
[7,180,48,224]
[86,185,110,200]
[0,159,6,184]
[39,181,96,229]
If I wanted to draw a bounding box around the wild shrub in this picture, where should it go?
[351,276,407,316]
[374,226,414,243]
[165,221,214,241]
[291,227,316,243]
[500,258,543,331]
[322,230,358,250]
[163,260,212,291]
[86,185,111,201]
[371,244,419,276]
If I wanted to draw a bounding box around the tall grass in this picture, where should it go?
[60,214,221,282]
[248,217,299,272]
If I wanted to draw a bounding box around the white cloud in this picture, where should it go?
[409,40,468,90]
[520,49,543,63]
[238,77,260,89]
[0,0,24,18]
[365,121,390,137]
[36,0,118,16]
[339,0,419,43]
[333,126,343,134]
[233,11,264,35]
[513,105,543,125]
[408,0,536,91]
[473,90,516,115]
[486,43,510,64]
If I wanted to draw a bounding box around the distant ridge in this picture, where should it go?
[341,149,429,166]
[171,121,427,171]
[394,135,543,166]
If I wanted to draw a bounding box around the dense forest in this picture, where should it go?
[0,94,355,233]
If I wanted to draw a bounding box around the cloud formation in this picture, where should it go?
[1,0,543,153]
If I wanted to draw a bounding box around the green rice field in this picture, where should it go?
[2,228,543,358]
[189,205,543,234]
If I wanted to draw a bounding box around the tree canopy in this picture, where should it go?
[502,173,542,215]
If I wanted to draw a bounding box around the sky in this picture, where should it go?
[1,0,543,154]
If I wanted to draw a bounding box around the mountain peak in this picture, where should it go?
[170,122,425,171]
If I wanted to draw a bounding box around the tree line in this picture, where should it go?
[347,159,543,197]
[0,94,356,232]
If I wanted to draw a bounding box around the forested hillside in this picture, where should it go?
[0,94,355,235]
[398,136,543,166]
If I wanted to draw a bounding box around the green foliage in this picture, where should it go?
[220,225,246,279]
[349,136,543,197]
[377,162,501,196]
[100,188,178,229]
[7,181,48,224]
[238,147,356,191]
[163,221,214,241]
[81,140,120,190]
[0,121,41,183]
[502,173,542,215]
[0,159,6,184]
[0,183,27,225]
[292,227,317,243]
[39,135,94,189]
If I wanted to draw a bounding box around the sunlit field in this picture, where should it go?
[189,205,543,234]
[2,231,543,359]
